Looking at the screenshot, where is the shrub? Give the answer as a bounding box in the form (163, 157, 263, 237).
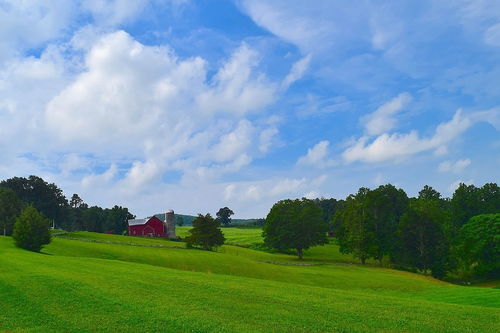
(185, 214, 225, 250)
(12, 205, 51, 252)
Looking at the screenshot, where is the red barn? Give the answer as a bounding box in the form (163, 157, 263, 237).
(128, 216, 166, 237)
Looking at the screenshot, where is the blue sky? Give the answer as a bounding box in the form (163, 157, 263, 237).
(0, 0, 499, 218)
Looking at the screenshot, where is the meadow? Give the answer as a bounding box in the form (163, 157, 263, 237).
(0, 228, 499, 332)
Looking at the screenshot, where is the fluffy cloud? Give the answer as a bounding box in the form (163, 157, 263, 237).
(0, 1, 75, 63)
(362, 93, 412, 135)
(82, 0, 149, 26)
(438, 159, 471, 174)
(342, 109, 497, 163)
(281, 54, 311, 89)
(297, 141, 336, 168)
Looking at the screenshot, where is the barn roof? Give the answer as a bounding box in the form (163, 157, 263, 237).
(128, 218, 147, 226)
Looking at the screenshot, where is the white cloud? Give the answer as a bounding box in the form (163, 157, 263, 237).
(196, 43, 277, 116)
(82, 164, 118, 188)
(484, 23, 500, 46)
(258, 127, 278, 153)
(362, 93, 412, 135)
(82, 0, 149, 26)
(0, 1, 75, 64)
(281, 54, 311, 89)
(270, 178, 306, 196)
(297, 140, 336, 168)
(342, 109, 497, 163)
(438, 159, 471, 174)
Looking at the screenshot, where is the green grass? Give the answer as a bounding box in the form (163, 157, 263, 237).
(1, 233, 499, 332)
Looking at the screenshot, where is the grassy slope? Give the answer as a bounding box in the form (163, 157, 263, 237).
(1, 232, 499, 332)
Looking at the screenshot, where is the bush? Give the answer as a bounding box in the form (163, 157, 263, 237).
(455, 213, 499, 278)
(185, 214, 225, 250)
(12, 205, 51, 252)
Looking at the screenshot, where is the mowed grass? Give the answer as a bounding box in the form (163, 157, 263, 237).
(1, 233, 499, 332)
(177, 226, 263, 247)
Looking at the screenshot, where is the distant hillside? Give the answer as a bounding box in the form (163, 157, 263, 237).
(154, 213, 263, 227)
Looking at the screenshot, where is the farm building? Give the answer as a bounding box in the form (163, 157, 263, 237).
(128, 210, 176, 239)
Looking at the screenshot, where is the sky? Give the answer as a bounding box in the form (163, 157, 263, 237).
(0, 0, 499, 218)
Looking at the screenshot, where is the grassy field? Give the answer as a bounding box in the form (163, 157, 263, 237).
(1, 230, 499, 332)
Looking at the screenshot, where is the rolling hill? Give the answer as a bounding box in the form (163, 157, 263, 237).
(0, 230, 498, 332)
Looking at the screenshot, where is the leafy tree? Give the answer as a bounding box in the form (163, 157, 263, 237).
(12, 205, 51, 252)
(366, 184, 408, 263)
(185, 214, 225, 250)
(82, 206, 106, 232)
(103, 205, 135, 234)
(314, 197, 344, 236)
(176, 216, 184, 226)
(395, 198, 450, 278)
(455, 213, 499, 278)
(68, 193, 88, 231)
(418, 185, 441, 200)
(478, 183, 500, 214)
(0, 187, 24, 235)
(0, 176, 69, 228)
(263, 198, 328, 259)
(334, 188, 376, 264)
(216, 207, 234, 226)
(451, 183, 480, 232)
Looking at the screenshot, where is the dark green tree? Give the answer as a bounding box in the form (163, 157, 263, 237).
(263, 198, 328, 259)
(185, 214, 225, 250)
(455, 213, 499, 278)
(314, 197, 344, 236)
(216, 207, 234, 226)
(0, 187, 24, 236)
(103, 205, 135, 234)
(82, 206, 106, 232)
(0, 176, 69, 228)
(68, 193, 88, 231)
(365, 184, 408, 263)
(12, 205, 51, 252)
(176, 216, 184, 226)
(395, 198, 450, 278)
(334, 188, 376, 264)
(418, 185, 441, 200)
(451, 183, 480, 232)
(478, 183, 500, 214)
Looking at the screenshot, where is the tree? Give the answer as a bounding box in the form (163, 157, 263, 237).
(451, 183, 480, 232)
(12, 205, 51, 252)
(103, 205, 135, 234)
(185, 214, 225, 250)
(478, 183, 500, 214)
(394, 198, 450, 278)
(263, 198, 328, 259)
(334, 188, 376, 264)
(82, 206, 106, 232)
(176, 216, 184, 226)
(365, 184, 408, 263)
(68, 193, 88, 231)
(314, 197, 344, 236)
(1, 176, 69, 228)
(216, 207, 234, 226)
(418, 185, 441, 200)
(455, 213, 499, 278)
(0, 187, 24, 235)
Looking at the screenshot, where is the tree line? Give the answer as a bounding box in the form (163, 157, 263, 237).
(0, 175, 134, 236)
(263, 183, 498, 280)
(311, 183, 498, 279)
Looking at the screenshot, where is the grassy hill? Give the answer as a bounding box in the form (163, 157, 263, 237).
(154, 213, 262, 226)
(1, 230, 499, 332)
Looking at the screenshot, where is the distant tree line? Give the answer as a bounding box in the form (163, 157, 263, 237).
(0, 175, 135, 236)
(309, 183, 499, 279)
